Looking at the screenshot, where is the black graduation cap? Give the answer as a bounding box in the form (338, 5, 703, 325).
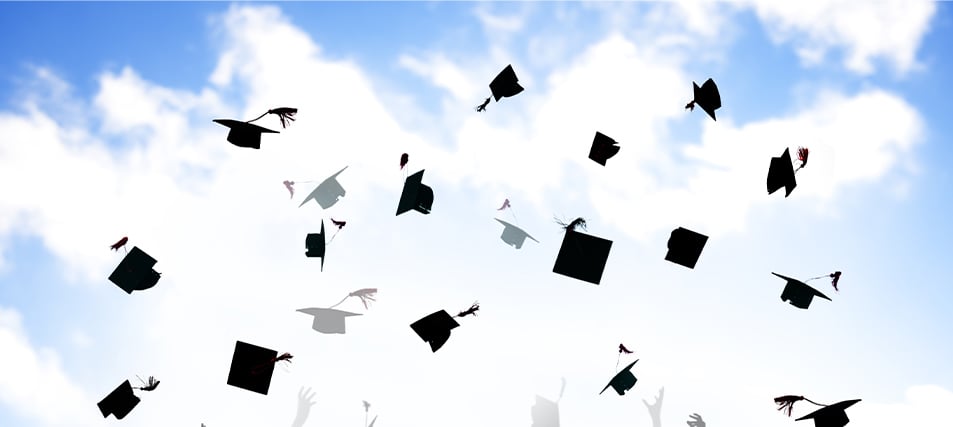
(685, 78, 721, 121)
(767, 147, 797, 197)
(664, 227, 709, 269)
(212, 119, 279, 149)
(299, 166, 348, 209)
(795, 400, 862, 427)
(490, 64, 524, 101)
(600, 360, 639, 396)
(589, 132, 620, 166)
(773, 272, 832, 309)
(396, 169, 434, 216)
(495, 218, 539, 249)
(108, 246, 161, 294)
(410, 310, 460, 352)
(296, 308, 362, 334)
(226, 341, 280, 395)
(553, 227, 613, 285)
(305, 220, 326, 271)
(98, 380, 141, 420)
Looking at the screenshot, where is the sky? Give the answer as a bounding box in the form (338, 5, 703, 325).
(0, 1, 952, 427)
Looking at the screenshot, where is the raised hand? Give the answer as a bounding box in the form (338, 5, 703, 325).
(686, 413, 705, 427)
(642, 387, 664, 427)
(291, 386, 317, 427)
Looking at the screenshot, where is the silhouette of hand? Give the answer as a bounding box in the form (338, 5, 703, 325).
(642, 387, 664, 427)
(291, 386, 317, 427)
(686, 413, 705, 427)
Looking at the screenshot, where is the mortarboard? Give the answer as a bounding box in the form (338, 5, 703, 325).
(600, 360, 639, 396)
(490, 64, 524, 101)
(665, 227, 709, 269)
(305, 221, 326, 271)
(108, 246, 161, 294)
(685, 78, 721, 121)
(396, 169, 434, 216)
(410, 310, 460, 352)
(495, 218, 539, 249)
(795, 399, 861, 427)
(553, 227, 613, 285)
(98, 380, 141, 420)
(299, 166, 348, 209)
(296, 308, 362, 334)
(589, 132, 620, 166)
(773, 272, 832, 309)
(213, 119, 279, 149)
(226, 341, 282, 395)
(767, 148, 797, 197)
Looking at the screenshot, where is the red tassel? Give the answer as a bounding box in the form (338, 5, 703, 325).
(456, 302, 480, 318)
(619, 343, 634, 354)
(110, 236, 128, 251)
(400, 153, 409, 170)
(331, 218, 347, 230)
(268, 107, 298, 128)
(774, 395, 804, 417)
(796, 147, 809, 172)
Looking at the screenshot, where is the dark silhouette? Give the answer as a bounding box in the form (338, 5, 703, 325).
(290, 387, 316, 427)
(110, 236, 128, 253)
(396, 169, 434, 216)
(475, 96, 491, 112)
(665, 227, 709, 269)
(775, 395, 861, 427)
(767, 148, 797, 197)
(807, 271, 842, 292)
(135, 375, 160, 392)
(588, 132, 620, 166)
(299, 166, 348, 210)
(685, 78, 721, 121)
(619, 343, 634, 354)
(686, 413, 706, 427)
(552, 218, 612, 285)
(796, 147, 810, 173)
(643, 387, 664, 427)
(495, 218, 539, 249)
(97, 380, 142, 420)
(305, 220, 326, 272)
(108, 246, 161, 294)
(475, 64, 524, 112)
(773, 272, 832, 309)
(410, 303, 480, 352)
(226, 341, 291, 395)
(213, 107, 295, 149)
(600, 360, 639, 396)
(400, 153, 409, 170)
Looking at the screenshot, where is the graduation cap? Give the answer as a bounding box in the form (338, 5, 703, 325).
(410, 303, 479, 352)
(795, 400, 862, 427)
(299, 166, 348, 209)
(495, 218, 539, 249)
(213, 107, 296, 149)
(98, 380, 141, 419)
(475, 64, 524, 111)
(767, 148, 797, 197)
(552, 219, 613, 285)
(396, 169, 434, 216)
(664, 227, 709, 269)
(305, 221, 326, 271)
(532, 378, 566, 427)
(773, 272, 832, 309)
(108, 246, 161, 294)
(297, 308, 362, 334)
(589, 132, 620, 166)
(600, 360, 639, 396)
(685, 78, 721, 121)
(226, 341, 291, 395)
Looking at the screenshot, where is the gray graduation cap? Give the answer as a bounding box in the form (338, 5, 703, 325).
(532, 396, 560, 427)
(796, 399, 862, 427)
(495, 218, 539, 249)
(767, 148, 797, 197)
(600, 360, 639, 396)
(305, 221, 326, 272)
(296, 308, 362, 334)
(108, 246, 161, 294)
(773, 272, 832, 309)
(396, 169, 434, 216)
(299, 166, 348, 209)
(213, 119, 279, 150)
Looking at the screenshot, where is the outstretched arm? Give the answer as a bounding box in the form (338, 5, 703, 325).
(291, 387, 317, 427)
(642, 387, 664, 427)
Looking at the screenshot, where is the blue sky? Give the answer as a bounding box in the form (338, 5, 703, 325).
(0, 2, 951, 427)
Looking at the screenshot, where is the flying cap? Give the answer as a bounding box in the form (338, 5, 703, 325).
(553, 228, 613, 285)
(299, 166, 348, 209)
(795, 399, 862, 427)
(767, 148, 797, 197)
(773, 272, 832, 309)
(212, 119, 279, 150)
(226, 341, 280, 395)
(97, 380, 141, 420)
(396, 169, 434, 216)
(685, 78, 721, 121)
(589, 132, 620, 166)
(664, 227, 709, 269)
(108, 246, 161, 294)
(495, 218, 539, 249)
(600, 360, 639, 396)
(410, 310, 460, 352)
(305, 221, 326, 272)
(297, 308, 362, 334)
(490, 64, 524, 101)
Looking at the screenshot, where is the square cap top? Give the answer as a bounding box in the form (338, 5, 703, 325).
(692, 78, 721, 121)
(774, 272, 832, 309)
(768, 148, 797, 197)
(600, 360, 639, 395)
(98, 380, 141, 420)
(796, 400, 861, 427)
(226, 341, 279, 395)
(532, 396, 560, 427)
(665, 227, 709, 269)
(299, 166, 348, 209)
(305, 221, 326, 271)
(489, 64, 524, 101)
(589, 132, 620, 166)
(553, 230, 613, 285)
(108, 246, 160, 294)
(213, 119, 279, 149)
(297, 307, 362, 334)
(410, 310, 460, 352)
(396, 169, 434, 216)
(496, 218, 539, 249)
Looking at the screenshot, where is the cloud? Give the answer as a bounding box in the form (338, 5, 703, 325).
(854, 385, 953, 426)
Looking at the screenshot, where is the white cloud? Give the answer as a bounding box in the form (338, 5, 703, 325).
(853, 385, 953, 426)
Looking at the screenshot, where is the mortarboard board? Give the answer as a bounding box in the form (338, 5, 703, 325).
(299, 166, 348, 209)
(665, 227, 709, 269)
(490, 64, 524, 101)
(589, 132, 621, 166)
(296, 308, 362, 334)
(108, 246, 161, 294)
(226, 341, 280, 395)
(553, 229, 613, 285)
(495, 218, 539, 249)
(795, 399, 861, 427)
(410, 310, 460, 352)
(686, 78, 721, 121)
(305, 221, 326, 271)
(773, 272, 832, 309)
(767, 148, 797, 197)
(396, 169, 434, 216)
(600, 360, 639, 396)
(98, 380, 141, 420)
(212, 119, 279, 150)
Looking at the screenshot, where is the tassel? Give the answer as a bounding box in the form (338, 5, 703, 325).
(685, 100, 696, 111)
(349, 288, 377, 309)
(774, 395, 804, 417)
(830, 271, 842, 291)
(331, 218, 347, 230)
(251, 353, 293, 375)
(455, 302, 480, 318)
(796, 147, 809, 172)
(475, 96, 491, 112)
(110, 236, 129, 252)
(619, 343, 634, 354)
(268, 107, 298, 128)
(497, 199, 511, 211)
(283, 180, 295, 199)
(555, 217, 587, 232)
(400, 153, 409, 170)
(136, 375, 160, 392)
